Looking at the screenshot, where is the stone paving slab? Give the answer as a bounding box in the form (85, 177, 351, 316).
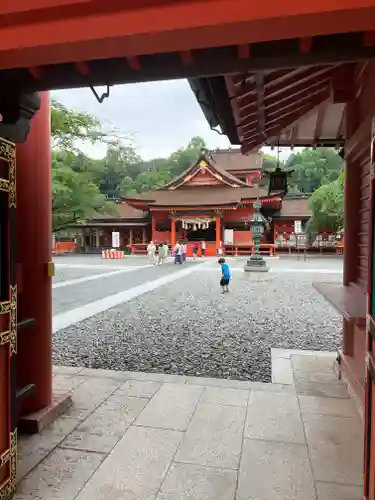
(14, 359, 363, 500)
(237, 439, 316, 500)
(156, 462, 237, 500)
(175, 402, 246, 469)
(245, 392, 306, 444)
(53, 261, 199, 315)
(75, 426, 183, 500)
(135, 383, 203, 431)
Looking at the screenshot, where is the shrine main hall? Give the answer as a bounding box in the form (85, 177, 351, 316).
(80, 149, 312, 256)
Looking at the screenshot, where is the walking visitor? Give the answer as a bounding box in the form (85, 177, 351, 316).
(201, 239, 206, 257)
(158, 242, 166, 265)
(218, 257, 231, 293)
(182, 241, 187, 262)
(192, 242, 199, 260)
(163, 241, 169, 262)
(147, 240, 156, 264)
(174, 241, 182, 264)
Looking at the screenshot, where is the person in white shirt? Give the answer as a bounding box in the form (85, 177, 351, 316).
(182, 241, 188, 262)
(147, 241, 156, 264)
(174, 242, 181, 264)
(201, 240, 206, 257)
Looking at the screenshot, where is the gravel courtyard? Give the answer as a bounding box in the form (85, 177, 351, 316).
(52, 256, 343, 382)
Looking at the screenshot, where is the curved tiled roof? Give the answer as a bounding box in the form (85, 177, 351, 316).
(210, 150, 263, 172)
(163, 152, 248, 189)
(279, 198, 311, 218)
(125, 185, 271, 207)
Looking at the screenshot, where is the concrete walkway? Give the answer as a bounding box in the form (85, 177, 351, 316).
(15, 351, 363, 500)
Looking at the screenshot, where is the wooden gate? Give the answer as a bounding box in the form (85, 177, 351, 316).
(0, 138, 17, 500)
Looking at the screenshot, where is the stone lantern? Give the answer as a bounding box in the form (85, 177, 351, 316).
(244, 199, 269, 272)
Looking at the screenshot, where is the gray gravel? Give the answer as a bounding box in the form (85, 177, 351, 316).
(53, 264, 342, 382)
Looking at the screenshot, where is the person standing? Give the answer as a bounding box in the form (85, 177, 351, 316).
(163, 241, 169, 262)
(174, 241, 181, 264)
(201, 239, 206, 257)
(147, 240, 156, 264)
(192, 242, 199, 260)
(158, 242, 166, 265)
(182, 241, 188, 262)
(218, 257, 231, 293)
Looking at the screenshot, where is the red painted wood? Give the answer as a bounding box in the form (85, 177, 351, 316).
(216, 218, 221, 249)
(170, 218, 176, 248)
(16, 92, 52, 414)
(0, 1, 375, 70)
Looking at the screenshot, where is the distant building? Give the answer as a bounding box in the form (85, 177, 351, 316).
(73, 149, 325, 254)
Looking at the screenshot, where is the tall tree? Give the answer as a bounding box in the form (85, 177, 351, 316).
(285, 148, 343, 193)
(91, 145, 143, 199)
(307, 172, 344, 233)
(51, 99, 131, 151)
(52, 152, 109, 231)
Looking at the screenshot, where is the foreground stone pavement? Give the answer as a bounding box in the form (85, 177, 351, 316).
(14, 350, 363, 500)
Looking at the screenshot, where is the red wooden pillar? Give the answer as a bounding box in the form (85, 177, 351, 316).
(16, 92, 53, 414)
(151, 214, 156, 242)
(343, 100, 360, 286)
(216, 218, 221, 250)
(171, 218, 176, 248)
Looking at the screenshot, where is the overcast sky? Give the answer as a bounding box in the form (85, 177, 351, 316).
(53, 79, 233, 160)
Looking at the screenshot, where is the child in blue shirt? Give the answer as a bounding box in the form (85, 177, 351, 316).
(218, 257, 231, 293)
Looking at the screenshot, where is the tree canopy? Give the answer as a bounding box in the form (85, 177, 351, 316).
(51, 101, 207, 230)
(307, 172, 344, 233)
(51, 100, 345, 233)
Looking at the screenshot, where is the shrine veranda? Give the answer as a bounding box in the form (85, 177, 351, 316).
(52, 254, 342, 382)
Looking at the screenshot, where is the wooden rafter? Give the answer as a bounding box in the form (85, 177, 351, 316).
(239, 86, 330, 137)
(255, 73, 265, 140)
(314, 102, 327, 143)
(241, 95, 330, 152)
(239, 74, 331, 117)
(238, 77, 331, 122)
(236, 66, 335, 111)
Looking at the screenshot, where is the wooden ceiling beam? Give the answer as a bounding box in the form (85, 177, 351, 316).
(313, 102, 327, 142)
(239, 87, 329, 134)
(126, 56, 140, 70)
(331, 65, 355, 103)
(2, 33, 368, 93)
(241, 95, 328, 151)
(238, 77, 331, 121)
(236, 68, 306, 100)
(255, 73, 265, 140)
(266, 88, 330, 122)
(232, 69, 289, 87)
(236, 66, 335, 110)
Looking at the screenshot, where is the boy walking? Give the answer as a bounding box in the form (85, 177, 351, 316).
(218, 257, 231, 293)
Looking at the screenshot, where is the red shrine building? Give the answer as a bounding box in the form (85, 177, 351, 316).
(79, 150, 313, 256)
(2, 1, 375, 499)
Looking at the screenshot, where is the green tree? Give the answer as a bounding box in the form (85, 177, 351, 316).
(52, 158, 108, 231)
(91, 144, 143, 198)
(51, 99, 132, 152)
(51, 100, 103, 151)
(168, 136, 207, 177)
(307, 172, 344, 233)
(285, 148, 343, 193)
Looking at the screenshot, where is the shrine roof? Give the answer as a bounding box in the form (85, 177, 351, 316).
(210, 149, 263, 172)
(191, 64, 351, 152)
(163, 151, 249, 189)
(279, 197, 311, 219)
(91, 203, 147, 220)
(125, 185, 271, 208)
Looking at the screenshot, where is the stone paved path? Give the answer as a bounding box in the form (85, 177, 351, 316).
(15, 351, 362, 500)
